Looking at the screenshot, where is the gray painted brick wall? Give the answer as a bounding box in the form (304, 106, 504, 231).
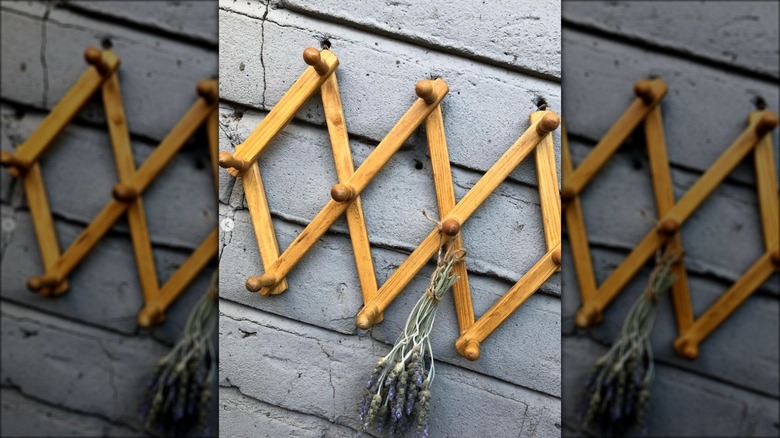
(1, 1, 218, 435)
(218, 0, 562, 436)
(561, 1, 779, 436)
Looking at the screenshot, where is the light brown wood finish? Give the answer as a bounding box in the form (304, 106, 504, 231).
(320, 73, 381, 319)
(243, 162, 288, 295)
(455, 244, 560, 358)
(222, 49, 339, 176)
(356, 111, 560, 330)
(561, 79, 666, 200)
(673, 248, 778, 359)
(9, 49, 119, 169)
(561, 123, 597, 305)
(750, 111, 780, 250)
(644, 106, 693, 333)
(22, 164, 69, 296)
(426, 104, 474, 334)
(102, 73, 160, 303)
(247, 78, 450, 295)
(530, 111, 561, 257)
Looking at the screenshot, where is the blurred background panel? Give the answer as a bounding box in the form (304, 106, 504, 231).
(561, 1, 779, 437)
(1, 1, 217, 436)
(217, 0, 561, 436)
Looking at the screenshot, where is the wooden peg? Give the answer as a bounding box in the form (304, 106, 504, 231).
(755, 111, 778, 136)
(415, 80, 437, 104)
(535, 111, 560, 135)
(575, 302, 602, 328)
(303, 47, 329, 75)
(26, 274, 60, 292)
(196, 79, 218, 104)
(658, 218, 680, 235)
(84, 47, 119, 75)
(218, 151, 250, 173)
(112, 183, 139, 202)
(551, 248, 562, 265)
(330, 183, 356, 202)
(441, 217, 461, 236)
(356, 303, 381, 330)
(137, 304, 164, 328)
(633, 78, 667, 104)
(0, 151, 31, 173)
(246, 273, 277, 293)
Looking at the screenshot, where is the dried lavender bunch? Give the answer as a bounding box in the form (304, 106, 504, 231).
(578, 248, 680, 437)
(360, 237, 464, 438)
(142, 274, 217, 436)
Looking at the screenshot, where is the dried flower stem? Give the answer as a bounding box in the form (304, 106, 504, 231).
(579, 246, 681, 437)
(361, 231, 465, 437)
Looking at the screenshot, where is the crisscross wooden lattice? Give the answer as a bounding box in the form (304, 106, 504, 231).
(562, 77, 779, 359)
(220, 47, 562, 361)
(0, 47, 219, 328)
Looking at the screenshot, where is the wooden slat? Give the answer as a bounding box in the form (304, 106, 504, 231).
(644, 106, 693, 333)
(356, 112, 557, 328)
(243, 162, 288, 294)
(22, 164, 68, 295)
(225, 50, 339, 176)
(530, 111, 561, 255)
(750, 111, 780, 251)
(102, 73, 159, 303)
(426, 104, 474, 334)
(320, 73, 380, 319)
(562, 122, 597, 307)
(674, 248, 777, 359)
(455, 244, 560, 358)
(14, 50, 119, 166)
(156, 229, 219, 310)
(250, 79, 450, 295)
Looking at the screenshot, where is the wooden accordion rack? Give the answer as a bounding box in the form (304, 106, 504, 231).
(219, 47, 562, 361)
(562, 77, 779, 359)
(0, 47, 219, 328)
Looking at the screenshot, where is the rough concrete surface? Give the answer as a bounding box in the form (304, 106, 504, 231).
(561, 2, 779, 437)
(1, 1, 218, 436)
(218, 0, 562, 436)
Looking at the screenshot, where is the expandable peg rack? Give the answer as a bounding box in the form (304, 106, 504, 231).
(220, 46, 563, 361)
(562, 77, 779, 359)
(1, 47, 220, 328)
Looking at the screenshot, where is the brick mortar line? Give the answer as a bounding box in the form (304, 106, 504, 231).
(219, 297, 563, 401)
(271, 1, 562, 84)
(562, 333, 780, 400)
(0, 384, 143, 434)
(0, 297, 176, 347)
(561, 18, 779, 84)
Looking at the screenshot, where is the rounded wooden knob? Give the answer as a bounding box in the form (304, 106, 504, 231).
(137, 306, 163, 328)
(551, 249, 562, 266)
(27, 275, 58, 292)
(331, 183, 355, 203)
(0, 151, 29, 172)
(658, 218, 679, 235)
(218, 151, 248, 172)
(535, 112, 560, 135)
(415, 80, 436, 104)
(755, 111, 778, 136)
(196, 80, 218, 104)
(441, 218, 461, 236)
(356, 305, 379, 330)
(575, 303, 600, 328)
(112, 183, 139, 202)
(246, 274, 276, 292)
(463, 340, 480, 361)
(674, 337, 699, 360)
(84, 47, 102, 65)
(303, 47, 328, 75)
(633, 79, 666, 104)
(771, 249, 780, 267)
